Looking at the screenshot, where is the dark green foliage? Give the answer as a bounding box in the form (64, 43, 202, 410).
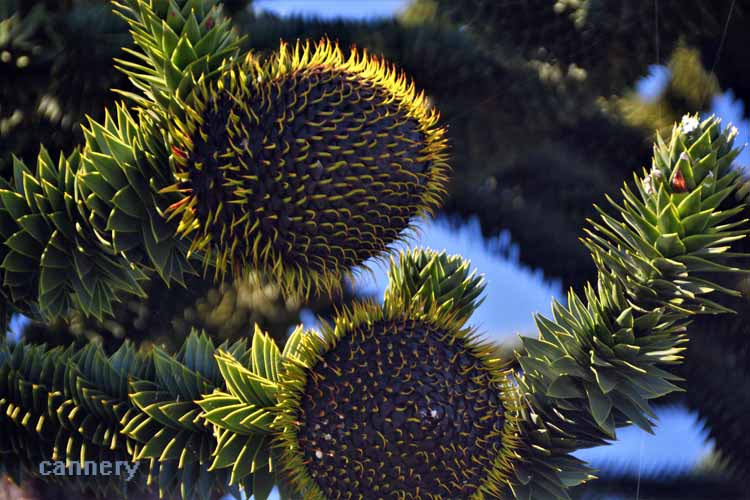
(112, 0, 244, 122)
(571, 470, 748, 499)
(683, 312, 750, 480)
(499, 117, 746, 498)
(431, 0, 746, 99)
(16, 269, 364, 371)
(0, 341, 147, 497)
(1, 115, 748, 497)
(616, 45, 721, 135)
(124, 332, 249, 499)
(0, 147, 152, 321)
(0, 330, 274, 500)
(676, 225, 750, 481)
(0, 0, 133, 174)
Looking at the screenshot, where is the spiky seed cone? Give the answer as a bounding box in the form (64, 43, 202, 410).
(166, 39, 450, 295)
(275, 302, 521, 499)
(384, 247, 486, 326)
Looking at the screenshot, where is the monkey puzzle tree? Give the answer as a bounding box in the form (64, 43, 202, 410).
(2, 1, 750, 499)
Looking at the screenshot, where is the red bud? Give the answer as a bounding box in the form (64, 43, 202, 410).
(672, 166, 687, 193)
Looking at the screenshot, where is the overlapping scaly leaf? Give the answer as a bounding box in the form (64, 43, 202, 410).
(0, 327, 282, 499)
(1, 1, 247, 323)
(54, 343, 144, 466)
(112, 0, 243, 117)
(123, 330, 251, 500)
(195, 325, 293, 497)
(0, 148, 150, 320)
(499, 116, 748, 499)
(0, 340, 143, 497)
(384, 247, 486, 325)
(77, 103, 196, 286)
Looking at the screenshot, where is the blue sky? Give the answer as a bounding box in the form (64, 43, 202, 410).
(254, 0, 410, 19)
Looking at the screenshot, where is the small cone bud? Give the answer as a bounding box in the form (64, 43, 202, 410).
(672, 165, 688, 192)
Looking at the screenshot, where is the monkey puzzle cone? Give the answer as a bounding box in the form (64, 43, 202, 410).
(165, 39, 450, 296)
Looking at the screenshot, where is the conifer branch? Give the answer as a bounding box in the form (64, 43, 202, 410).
(0, 1, 448, 322)
(501, 115, 747, 499)
(1, 1, 749, 499)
